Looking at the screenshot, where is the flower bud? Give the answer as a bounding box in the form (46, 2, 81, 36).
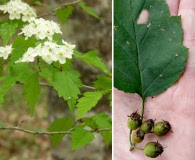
(144, 141, 164, 158)
(154, 120, 171, 136)
(127, 111, 141, 130)
(140, 119, 154, 133)
(132, 129, 145, 143)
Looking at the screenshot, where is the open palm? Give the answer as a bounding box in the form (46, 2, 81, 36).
(114, 0, 195, 160)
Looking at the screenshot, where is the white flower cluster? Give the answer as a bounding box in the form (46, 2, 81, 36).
(0, 45, 13, 60)
(0, 0, 36, 22)
(16, 40, 76, 64)
(19, 18, 62, 41)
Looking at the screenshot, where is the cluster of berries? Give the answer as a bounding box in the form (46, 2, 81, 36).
(128, 111, 171, 158)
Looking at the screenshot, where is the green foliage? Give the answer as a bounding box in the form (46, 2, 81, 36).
(114, 0, 188, 100)
(48, 117, 74, 147)
(10, 36, 36, 66)
(0, 20, 18, 45)
(53, 70, 82, 112)
(74, 50, 111, 75)
(70, 126, 95, 150)
(76, 91, 103, 119)
(10, 63, 34, 82)
(22, 72, 40, 115)
(56, 5, 73, 24)
(0, 76, 16, 106)
(93, 75, 112, 89)
(0, 0, 7, 4)
(33, 0, 51, 9)
(83, 113, 112, 146)
(78, 1, 100, 19)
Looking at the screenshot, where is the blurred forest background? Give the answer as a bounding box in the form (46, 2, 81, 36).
(0, 0, 112, 159)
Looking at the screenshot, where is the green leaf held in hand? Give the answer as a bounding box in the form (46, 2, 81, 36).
(114, 0, 188, 100)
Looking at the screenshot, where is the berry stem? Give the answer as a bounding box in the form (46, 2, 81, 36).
(134, 146, 144, 150)
(141, 98, 145, 122)
(129, 130, 135, 151)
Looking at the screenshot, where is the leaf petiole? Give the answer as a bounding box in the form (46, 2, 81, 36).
(129, 130, 135, 151)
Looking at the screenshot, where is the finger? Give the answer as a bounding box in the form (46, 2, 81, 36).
(178, 0, 195, 72)
(166, 0, 180, 15)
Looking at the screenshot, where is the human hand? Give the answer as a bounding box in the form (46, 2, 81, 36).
(114, 0, 195, 159)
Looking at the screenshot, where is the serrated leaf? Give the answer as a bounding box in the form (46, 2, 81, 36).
(114, 0, 188, 100)
(67, 98, 76, 113)
(0, 76, 16, 106)
(82, 113, 112, 146)
(33, 1, 50, 9)
(53, 70, 81, 101)
(22, 72, 40, 115)
(70, 126, 95, 150)
(48, 116, 74, 147)
(56, 5, 73, 24)
(9, 36, 36, 66)
(76, 92, 103, 119)
(76, 92, 102, 119)
(0, 20, 18, 45)
(78, 1, 100, 19)
(74, 50, 111, 75)
(93, 75, 112, 89)
(10, 63, 33, 82)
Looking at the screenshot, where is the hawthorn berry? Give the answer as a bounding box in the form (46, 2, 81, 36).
(140, 119, 154, 133)
(132, 129, 145, 143)
(154, 120, 171, 136)
(144, 141, 164, 158)
(127, 111, 141, 130)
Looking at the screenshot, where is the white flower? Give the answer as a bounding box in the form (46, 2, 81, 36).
(19, 18, 62, 41)
(0, 0, 36, 22)
(0, 45, 13, 60)
(16, 40, 75, 64)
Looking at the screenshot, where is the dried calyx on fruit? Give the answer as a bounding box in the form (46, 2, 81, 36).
(127, 110, 141, 130)
(144, 141, 164, 158)
(154, 120, 171, 136)
(132, 129, 145, 143)
(140, 119, 154, 133)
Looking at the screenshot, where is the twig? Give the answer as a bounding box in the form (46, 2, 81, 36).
(16, 81, 96, 90)
(0, 126, 111, 136)
(38, 0, 81, 18)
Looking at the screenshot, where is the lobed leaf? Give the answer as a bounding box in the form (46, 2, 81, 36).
(56, 6, 73, 24)
(0, 20, 18, 45)
(22, 72, 40, 115)
(70, 126, 95, 150)
(76, 91, 103, 119)
(48, 116, 74, 147)
(74, 50, 111, 75)
(78, 1, 100, 19)
(93, 75, 112, 90)
(114, 0, 188, 100)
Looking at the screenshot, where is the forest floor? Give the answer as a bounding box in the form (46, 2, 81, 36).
(0, 85, 52, 160)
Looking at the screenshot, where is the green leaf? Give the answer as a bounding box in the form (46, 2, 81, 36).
(74, 50, 111, 75)
(93, 75, 112, 89)
(78, 1, 100, 19)
(0, 0, 7, 4)
(114, 0, 188, 100)
(33, 1, 51, 9)
(0, 76, 16, 106)
(10, 63, 34, 82)
(70, 126, 95, 150)
(67, 98, 76, 113)
(22, 72, 40, 115)
(9, 36, 36, 66)
(53, 70, 81, 100)
(56, 5, 73, 24)
(76, 92, 103, 119)
(0, 20, 18, 45)
(109, 93, 112, 106)
(82, 113, 112, 146)
(48, 117, 74, 147)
